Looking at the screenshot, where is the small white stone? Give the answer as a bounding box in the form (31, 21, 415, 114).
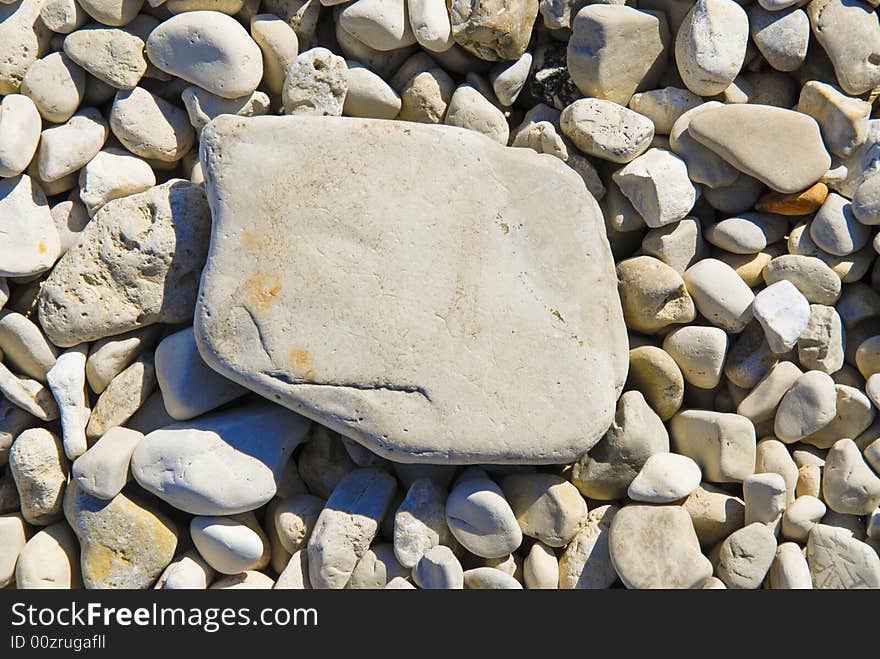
(822, 438, 880, 515)
(744, 472, 787, 534)
(524, 541, 558, 589)
(463, 567, 523, 589)
(629, 86, 702, 135)
(72, 427, 143, 500)
(155, 549, 214, 589)
(154, 326, 248, 421)
(348, 543, 409, 589)
(393, 478, 452, 568)
(250, 14, 298, 96)
(781, 495, 826, 542)
(191, 514, 269, 575)
(737, 361, 802, 425)
(109, 87, 195, 162)
(752, 280, 811, 354)
(40, 0, 88, 34)
(20, 52, 85, 124)
(444, 83, 509, 145)
(15, 521, 80, 589)
(412, 545, 463, 589)
(275, 550, 311, 590)
(9, 428, 68, 525)
(0, 95, 41, 178)
(560, 98, 654, 164)
(46, 345, 90, 460)
(446, 473, 522, 558)
(209, 570, 275, 589)
(50, 198, 90, 256)
(807, 523, 880, 588)
(181, 86, 271, 132)
(37, 108, 108, 183)
(78, 148, 156, 217)
(489, 51, 531, 106)
(612, 148, 697, 227)
(283, 47, 348, 116)
(0, 362, 59, 422)
(339, 0, 416, 51)
(0, 310, 58, 382)
(810, 192, 871, 257)
(343, 61, 401, 119)
(146, 11, 263, 99)
(85, 326, 160, 395)
(408, 0, 453, 52)
(683, 258, 755, 333)
(769, 542, 812, 589)
(662, 325, 727, 389)
(0, 513, 28, 588)
(627, 452, 702, 503)
(716, 522, 777, 589)
(670, 409, 756, 483)
(774, 370, 837, 443)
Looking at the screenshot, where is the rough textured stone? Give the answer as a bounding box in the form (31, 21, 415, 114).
(675, 0, 748, 97)
(716, 522, 777, 589)
(501, 473, 587, 547)
(560, 98, 654, 164)
(38, 181, 211, 348)
(807, 0, 880, 96)
(9, 428, 68, 526)
(807, 523, 880, 588)
(64, 481, 177, 589)
(558, 504, 618, 589)
(195, 115, 627, 465)
(447, 0, 538, 62)
(393, 478, 452, 567)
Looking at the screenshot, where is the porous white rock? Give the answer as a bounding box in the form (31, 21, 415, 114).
(40, 0, 88, 34)
(9, 428, 68, 526)
(62, 22, 148, 91)
(273, 494, 324, 554)
(146, 11, 263, 99)
(627, 453, 701, 503)
(46, 345, 89, 460)
(195, 115, 627, 465)
(807, 0, 880, 96)
(558, 505, 617, 589)
(0, 0, 52, 96)
(393, 478, 452, 568)
(285, 46, 351, 118)
(131, 402, 311, 515)
(307, 468, 397, 589)
(72, 427, 142, 500)
(560, 98, 654, 164)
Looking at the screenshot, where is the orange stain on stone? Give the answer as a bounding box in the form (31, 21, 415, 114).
(288, 348, 315, 379)
(243, 274, 282, 311)
(37, 241, 47, 254)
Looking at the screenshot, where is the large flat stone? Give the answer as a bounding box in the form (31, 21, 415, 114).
(196, 115, 627, 464)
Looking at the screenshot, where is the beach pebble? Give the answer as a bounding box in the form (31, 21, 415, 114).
(627, 453, 701, 503)
(557, 505, 617, 589)
(78, 148, 156, 216)
(72, 427, 142, 500)
(609, 504, 712, 589)
(46, 345, 89, 460)
(749, 5, 809, 73)
(274, 550, 310, 590)
(802, 384, 874, 448)
(155, 550, 214, 590)
(616, 256, 695, 334)
(612, 149, 696, 227)
(343, 61, 401, 119)
(447, 0, 537, 61)
(462, 567, 522, 589)
(669, 102, 740, 189)
(40, 0, 88, 34)
(38, 180, 210, 347)
(807, 0, 880, 95)
(273, 494, 324, 555)
(501, 473, 586, 547)
(190, 514, 269, 575)
(339, 0, 415, 52)
(626, 346, 685, 420)
(146, 11, 263, 99)
(489, 51, 531, 106)
(37, 108, 108, 184)
(14, 521, 80, 589)
(210, 571, 274, 589)
(109, 87, 194, 162)
(756, 182, 829, 216)
(398, 67, 454, 123)
(705, 213, 787, 255)
(683, 484, 745, 547)
(63, 23, 147, 91)
(744, 472, 787, 533)
(446, 473, 521, 558)
(716, 522, 777, 589)
(571, 391, 668, 500)
(662, 326, 727, 389)
(687, 103, 831, 194)
(798, 80, 871, 158)
(393, 478, 452, 568)
(348, 543, 409, 589)
(807, 523, 880, 588)
(0, 513, 28, 588)
(763, 255, 841, 306)
(810, 193, 871, 257)
(752, 280, 811, 354)
(0, 363, 59, 422)
(64, 481, 176, 589)
(524, 542, 558, 589)
(308, 468, 397, 589)
(283, 47, 348, 116)
(560, 98, 654, 164)
(0, 0, 51, 96)
(444, 84, 509, 144)
(408, 0, 453, 52)
(250, 14, 298, 96)
(769, 542, 813, 589)
(671, 410, 756, 483)
(20, 52, 85, 125)
(154, 326, 247, 421)
(132, 402, 310, 515)
(782, 495, 826, 542)
(567, 5, 669, 107)
(9, 428, 68, 526)
(755, 439, 799, 503)
(683, 258, 755, 333)
(412, 545, 463, 589)
(0, 311, 58, 383)
(641, 217, 707, 274)
(0, 95, 41, 178)
(84, 352, 156, 440)
(181, 87, 271, 133)
(822, 438, 880, 515)
(77, 0, 143, 26)
(774, 370, 838, 443)
(675, 0, 748, 97)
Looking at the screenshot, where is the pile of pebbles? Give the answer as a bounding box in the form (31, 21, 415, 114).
(1, 0, 880, 590)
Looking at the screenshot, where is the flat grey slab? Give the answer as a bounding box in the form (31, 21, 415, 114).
(195, 115, 627, 464)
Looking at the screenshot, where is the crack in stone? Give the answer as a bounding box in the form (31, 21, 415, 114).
(259, 368, 432, 403)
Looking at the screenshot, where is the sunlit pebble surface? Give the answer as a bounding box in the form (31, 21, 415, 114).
(1, 0, 880, 591)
